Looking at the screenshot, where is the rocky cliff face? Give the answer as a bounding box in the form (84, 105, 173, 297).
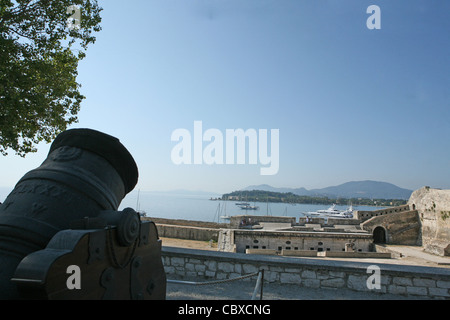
(408, 187, 450, 256)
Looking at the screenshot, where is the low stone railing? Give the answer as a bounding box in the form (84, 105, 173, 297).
(161, 246, 450, 299)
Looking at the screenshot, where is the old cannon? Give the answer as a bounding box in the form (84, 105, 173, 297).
(0, 129, 166, 299)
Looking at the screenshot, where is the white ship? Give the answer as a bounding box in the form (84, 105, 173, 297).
(239, 204, 259, 210)
(305, 204, 353, 218)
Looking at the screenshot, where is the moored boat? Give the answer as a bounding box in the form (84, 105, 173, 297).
(239, 204, 259, 210)
(304, 204, 353, 218)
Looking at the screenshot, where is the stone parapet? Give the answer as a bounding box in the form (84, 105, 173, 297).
(162, 246, 450, 299)
(156, 224, 220, 241)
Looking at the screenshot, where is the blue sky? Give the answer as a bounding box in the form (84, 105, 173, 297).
(1, 0, 449, 196)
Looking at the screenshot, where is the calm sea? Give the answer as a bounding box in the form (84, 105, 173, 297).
(118, 190, 384, 223)
(0, 187, 383, 222)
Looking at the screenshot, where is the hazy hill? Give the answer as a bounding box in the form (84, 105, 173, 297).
(242, 180, 413, 200)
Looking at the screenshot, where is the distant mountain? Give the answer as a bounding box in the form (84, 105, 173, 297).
(242, 180, 413, 200)
(242, 184, 311, 195)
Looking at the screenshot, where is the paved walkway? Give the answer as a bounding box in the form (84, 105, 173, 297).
(379, 245, 450, 268)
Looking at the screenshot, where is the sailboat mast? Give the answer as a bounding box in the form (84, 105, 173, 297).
(136, 189, 141, 211)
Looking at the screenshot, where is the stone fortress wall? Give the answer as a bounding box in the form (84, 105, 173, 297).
(153, 186, 450, 299)
(162, 246, 450, 299)
(408, 187, 450, 256)
(357, 187, 450, 256)
(149, 186, 450, 257)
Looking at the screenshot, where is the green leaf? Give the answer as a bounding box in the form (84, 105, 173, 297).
(0, 0, 102, 156)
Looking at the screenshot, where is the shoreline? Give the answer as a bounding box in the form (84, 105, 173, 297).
(210, 198, 400, 207)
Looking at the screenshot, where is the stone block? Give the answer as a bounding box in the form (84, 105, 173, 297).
(205, 260, 217, 271)
(269, 266, 283, 272)
(171, 257, 185, 267)
(195, 264, 206, 272)
(186, 271, 197, 278)
(175, 269, 185, 277)
(407, 286, 428, 296)
(229, 272, 241, 279)
(388, 285, 406, 295)
(393, 277, 413, 286)
(185, 263, 195, 271)
(284, 267, 300, 273)
(429, 287, 450, 298)
(316, 271, 331, 280)
(329, 271, 345, 278)
(322, 277, 346, 289)
(380, 275, 391, 286)
(265, 271, 279, 282)
(162, 256, 171, 266)
(243, 264, 258, 274)
(303, 278, 320, 288)
(437, 280, 450, 289)
(218, 262, 234, 273)
(280, 272, 301, 284)
(188, 258, 202, 264)
(205, 270, 216, 278)
(413, 278, 436, 288)
(347, 275, 369, 291)
(216, 272, 228, 280)
(301, 270, 317, 279)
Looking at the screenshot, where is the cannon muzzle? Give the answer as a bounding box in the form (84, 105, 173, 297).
(0, 129, 166, 299)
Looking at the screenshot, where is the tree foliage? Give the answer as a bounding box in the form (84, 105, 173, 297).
(0, 0, 102, 156)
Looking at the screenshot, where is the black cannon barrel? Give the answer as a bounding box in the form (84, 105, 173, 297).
(0, 129, 138, 299)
